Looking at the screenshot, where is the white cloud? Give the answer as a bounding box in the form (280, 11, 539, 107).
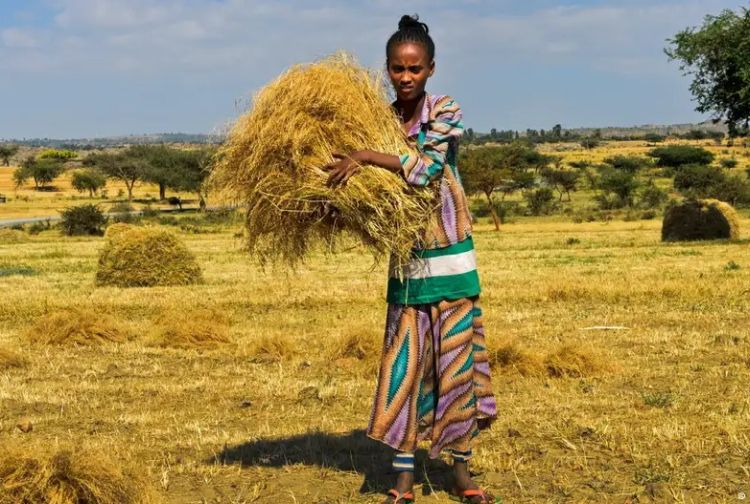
(1, 28, 41, 48)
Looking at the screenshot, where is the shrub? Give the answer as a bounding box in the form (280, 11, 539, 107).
(27, 219, 51, 235)
(596, 167, 640, 208)
(649, 145, 714, 167)
(140, 204, 160, 218)
(673, 164, 727, 194)
(709, 175, 750, 206)
(638, 182, 668, 209)
(603, 155, 650, 173)
(524, 187, 556, 215)
(59, 204, 107, 236)
(644, 133, 666, 143)
(580, 138, 600, 149)
(661, 198, 740, 241)
(720, 158, 739, 168)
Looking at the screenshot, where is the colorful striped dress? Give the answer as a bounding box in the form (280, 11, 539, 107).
(367, 94, 498, 459)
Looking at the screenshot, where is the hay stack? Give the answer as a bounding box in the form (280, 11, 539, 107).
(148, 309, 231, 349)
(0, 444, 160, 504)
(209, 53, 435, 267)
(662, 198, 740, 242)
(96, 224, 202, 287)
(25, 308, 132, 346)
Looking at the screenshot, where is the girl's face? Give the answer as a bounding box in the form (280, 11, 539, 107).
(387, 42, 434, 102)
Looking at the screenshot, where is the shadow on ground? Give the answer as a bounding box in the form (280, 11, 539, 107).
(212, 429, 454, 496)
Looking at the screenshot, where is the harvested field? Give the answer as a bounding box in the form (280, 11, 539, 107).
(1, 216, 749, 503)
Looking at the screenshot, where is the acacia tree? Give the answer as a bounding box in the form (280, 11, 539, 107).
(459, 143, 538, 230)
(666, 7, 750, 137)
(71, 168, 107, 197)
(85, 150, 146, 201)
(129, 145, 183, 200)
(14, 156, 65, 190)
(0, 144, 19, 166)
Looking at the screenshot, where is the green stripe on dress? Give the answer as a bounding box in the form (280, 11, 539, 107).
(387, 270, 481, 305)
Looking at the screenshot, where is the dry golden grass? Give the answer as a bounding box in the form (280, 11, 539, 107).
(24, 308, 132, 346)
(210, 53, 435, 268)
(148, 309, 232, 350)
(1, 211, 750, 502)
(0, 346, 26, 369)
(95, 225, 203, 287)
(0, 443, 160, 504)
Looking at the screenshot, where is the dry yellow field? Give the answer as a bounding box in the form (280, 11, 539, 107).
(1, 211, 749, 503)
(0, 166, 192, 220)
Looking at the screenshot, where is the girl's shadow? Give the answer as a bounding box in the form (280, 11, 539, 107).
(212, 429, 452, 496)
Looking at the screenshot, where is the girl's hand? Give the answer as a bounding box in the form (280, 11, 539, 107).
(325, 151, 367, 187)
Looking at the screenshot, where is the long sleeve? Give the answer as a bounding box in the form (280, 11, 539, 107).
(399, 97, 464, 187)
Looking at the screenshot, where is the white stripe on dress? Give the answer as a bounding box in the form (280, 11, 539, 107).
(390, 249, 477, 280)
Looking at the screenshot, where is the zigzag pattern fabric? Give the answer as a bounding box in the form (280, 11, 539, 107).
(367, 296, 497, 458)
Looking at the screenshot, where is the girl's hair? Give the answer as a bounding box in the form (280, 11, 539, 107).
(386, 14, 435, 62)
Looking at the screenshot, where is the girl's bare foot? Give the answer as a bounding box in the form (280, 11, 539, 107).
(453, 461, 497, 503)
(381, 471, 415, 503)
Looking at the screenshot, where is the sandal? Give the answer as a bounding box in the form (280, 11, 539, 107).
(382, 488, 415, 503)
(450, 487, 502, 504)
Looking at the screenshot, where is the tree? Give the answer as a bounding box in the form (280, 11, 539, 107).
(541, 167, 579, 201)
(666, 8, 750, 137)
(38, 149, 77, 161)
(71, 168, 107, 197)
(0, 144, 19, 166)
(551, 124, 562, 139)
(85, 150, 146, 201)
(128, 145, 182, 200)
(170, 147, 216, 209)
(459, 143, 539, 230)
(15, 156, 65, 190)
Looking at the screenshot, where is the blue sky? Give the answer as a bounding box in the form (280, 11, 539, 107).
(1, 0, 747, 139)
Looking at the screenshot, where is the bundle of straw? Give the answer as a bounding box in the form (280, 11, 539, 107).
(209, 53, 435, 267)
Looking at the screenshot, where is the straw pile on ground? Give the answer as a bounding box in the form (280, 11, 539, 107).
(0, 444, 160, 504)
(209, 53, 435, 267)
(662, 198, 740, 242)
(96, 224, 202, 287)
(0, 346, 27, 369)
(0, 228, 29, 244)
(148, 309, 232, 349)
(25, 308, 132, 346)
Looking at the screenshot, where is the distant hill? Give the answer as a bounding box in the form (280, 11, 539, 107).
(0, 120, 729, 148)
(0, 133, 223, 149)
(556, 120, 726, 138)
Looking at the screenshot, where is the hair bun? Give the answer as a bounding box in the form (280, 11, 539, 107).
(398, 14, 428, 34)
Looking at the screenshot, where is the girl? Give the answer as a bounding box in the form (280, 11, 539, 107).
(326, 15, 499, 504)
